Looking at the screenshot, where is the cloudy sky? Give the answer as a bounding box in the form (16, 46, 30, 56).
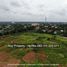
(0, 0, 67, 22)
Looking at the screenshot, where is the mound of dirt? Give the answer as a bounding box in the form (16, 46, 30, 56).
(22, 51, 36, 63)
(22, 51, 47, 63)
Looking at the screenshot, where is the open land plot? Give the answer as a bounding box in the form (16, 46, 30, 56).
(0, 32, 67, 67)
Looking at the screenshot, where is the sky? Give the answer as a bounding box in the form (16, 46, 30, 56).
(0, 0, 67, 22)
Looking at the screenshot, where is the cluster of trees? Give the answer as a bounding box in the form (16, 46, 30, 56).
(0, 23, 67, 37)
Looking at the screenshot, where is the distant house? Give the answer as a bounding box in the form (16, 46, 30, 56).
(42, 30, 46, 32)
(53, 31, 57, 35)
(55, 26, 58, 29)
(44, 26, 48, 28)
(51, 26, 54, 28)
(60, 30, 64, 32)
(24, 26, 27, 28)
(35, 26, 40, 30)
(31, 23, 39, 26)
(31, 23, 40, 31)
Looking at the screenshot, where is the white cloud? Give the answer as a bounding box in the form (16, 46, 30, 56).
(0, 0, 67, 22)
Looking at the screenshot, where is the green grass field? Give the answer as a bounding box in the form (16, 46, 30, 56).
(0, 32, 67, 67)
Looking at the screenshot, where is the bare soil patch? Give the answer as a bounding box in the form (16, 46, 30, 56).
(0, 51, 20, 67)
(0, 52, 10, 62)
(22, 51, 47, 63)
(22, 51, 36, 63)
(7, 59, 20, 67)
